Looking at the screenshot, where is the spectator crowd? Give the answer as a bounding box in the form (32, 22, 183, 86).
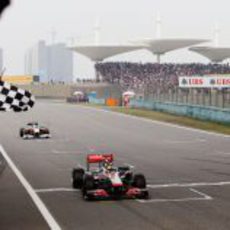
(95, 62, 230, 94)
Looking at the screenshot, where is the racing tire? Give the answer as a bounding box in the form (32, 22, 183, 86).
(45, 130, 50, 138)
(83, 175, 95, 190)
(82, 175, 95, 200)
(133, 174, 146, 189)
(19, 128, 24, 138)
(72, 168, 84, 189)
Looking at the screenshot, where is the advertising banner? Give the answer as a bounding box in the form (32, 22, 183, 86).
(2, 75, 33, 85)
(179, 75, 230, 88)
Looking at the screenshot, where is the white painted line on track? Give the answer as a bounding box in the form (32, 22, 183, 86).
(215, 152, 230, 155)
(79, 105, 230, 138)
(147, 181, 230, 189)
(163, 139, 207, 144)
(0, 145, 61, 230)
(35, 186, 213, 204)
(51, 149, 80, 155)
(36, 188, 78, 193)
(137, 188, 212, 203)
(189, 188, 212, 200)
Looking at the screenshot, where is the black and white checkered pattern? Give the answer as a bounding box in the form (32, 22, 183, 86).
(0, 80, 35, 112)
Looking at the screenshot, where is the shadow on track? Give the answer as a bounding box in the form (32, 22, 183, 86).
(0, 152, 7, 178)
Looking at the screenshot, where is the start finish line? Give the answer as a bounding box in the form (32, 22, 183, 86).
(179, 75, 230, 88)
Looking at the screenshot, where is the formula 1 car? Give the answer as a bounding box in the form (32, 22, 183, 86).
(72, 154, 149, 200)
(19, 122, 51, 139)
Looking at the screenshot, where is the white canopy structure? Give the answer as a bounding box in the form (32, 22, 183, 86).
(189, 46, 230, 62)
(71, 16, 209, 63)
(71, 39, 208, 63)
(71, 45, 145, 62)
(136, 38, 209, 62)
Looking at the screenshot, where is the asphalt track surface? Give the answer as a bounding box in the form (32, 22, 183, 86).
(0, 100, 230, 230)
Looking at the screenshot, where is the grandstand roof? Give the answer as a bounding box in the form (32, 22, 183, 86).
(139, 38, 209, 54)
(71, 45, 145, 62)
(189, 46, 230, 62)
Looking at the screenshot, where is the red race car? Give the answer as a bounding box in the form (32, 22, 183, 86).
(72, 153, 149, 200)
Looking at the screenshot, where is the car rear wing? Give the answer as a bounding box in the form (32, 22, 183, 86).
(87, 154, 114, 164)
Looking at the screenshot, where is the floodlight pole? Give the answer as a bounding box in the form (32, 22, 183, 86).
(94, 17, 101, 45)
(155, 12, 162, 39)
(214, 23, 220, 47)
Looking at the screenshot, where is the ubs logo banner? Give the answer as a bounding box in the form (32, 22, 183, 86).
(179, 75, 230, 88)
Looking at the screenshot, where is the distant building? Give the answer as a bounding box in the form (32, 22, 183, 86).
(25, 40, 73, 82)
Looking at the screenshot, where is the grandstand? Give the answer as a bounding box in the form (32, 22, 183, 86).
(71, 36, 230, 109)
(95, 62, 230, 108)
(95, 62, 230, 90)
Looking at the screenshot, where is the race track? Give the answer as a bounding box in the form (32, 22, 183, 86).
(0, 100, 230, 230)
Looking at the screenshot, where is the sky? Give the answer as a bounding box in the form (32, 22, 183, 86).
(0, 0, 230, 78)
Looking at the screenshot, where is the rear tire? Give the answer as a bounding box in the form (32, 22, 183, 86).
(133, 174, 149, 199)
(45, 131, 50, 138)
(72, 168, 84, 189)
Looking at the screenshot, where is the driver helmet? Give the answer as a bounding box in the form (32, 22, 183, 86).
(103, 158, 113, 171)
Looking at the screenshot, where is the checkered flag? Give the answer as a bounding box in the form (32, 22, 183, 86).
(0, 80, 35, 112)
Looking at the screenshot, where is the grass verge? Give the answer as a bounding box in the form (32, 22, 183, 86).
(111, 107, 230, 135)
(85, 104, 230, 135)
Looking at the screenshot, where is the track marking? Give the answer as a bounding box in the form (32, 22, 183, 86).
(138, 188, 212, 203)
(0, 145, 61, 230)
(147, 181, 230, 189)
(36, 188, 78, 193)
(163, 139, 207, 144)
(190, 188, 212, 200)
(52, 149, 80, 154)
(215, 152, 230, 155)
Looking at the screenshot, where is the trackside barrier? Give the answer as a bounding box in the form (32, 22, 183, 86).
(129, 99, 230, 124)
(88, 97, 105, 105)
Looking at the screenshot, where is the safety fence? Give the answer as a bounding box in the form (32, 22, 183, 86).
(88, 97, 105, 105)
(144, 88, 230, 109)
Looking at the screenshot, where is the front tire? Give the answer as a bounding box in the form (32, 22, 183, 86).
(19, 128, 24, 138)
(72, 168, 84, 189)
(82, 175, 95, 200)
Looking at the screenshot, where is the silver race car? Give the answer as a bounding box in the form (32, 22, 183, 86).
(19, 122, 51, 139)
